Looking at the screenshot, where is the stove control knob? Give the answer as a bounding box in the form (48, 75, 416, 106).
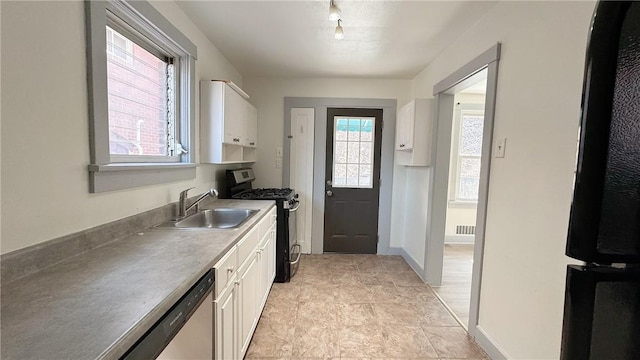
(326, 190, 333, 197)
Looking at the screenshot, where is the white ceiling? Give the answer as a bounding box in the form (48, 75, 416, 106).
(178, 1, 497, 79)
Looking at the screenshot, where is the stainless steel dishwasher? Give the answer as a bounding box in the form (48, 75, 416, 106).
(121, 271, 214, 360)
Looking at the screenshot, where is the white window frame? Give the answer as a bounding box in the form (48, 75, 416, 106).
(449, 104, 485, 205)
(86, 0, 197, 193)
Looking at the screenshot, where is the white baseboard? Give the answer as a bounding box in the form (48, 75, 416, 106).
(387, 246, 427, 282)
(297, 240, 311, 254)
(445, 235, 475, 244)
(471, 325, 510, 360)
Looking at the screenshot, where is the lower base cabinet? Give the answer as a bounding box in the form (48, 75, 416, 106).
(214, 283, 237, 360)
(214, 208, 276, 360)
(238, 253, 259, 355)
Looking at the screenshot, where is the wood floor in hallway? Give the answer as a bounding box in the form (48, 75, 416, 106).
(245, 254, 487, 359)
(431, 244, 475, 329)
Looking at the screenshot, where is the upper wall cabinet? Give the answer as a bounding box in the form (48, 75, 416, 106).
(395, 98, 434, 166)
(201, 80, 258, 164)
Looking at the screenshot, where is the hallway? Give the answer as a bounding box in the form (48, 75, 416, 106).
(246, 254, 487, 359)
(432, 244, 475, 328)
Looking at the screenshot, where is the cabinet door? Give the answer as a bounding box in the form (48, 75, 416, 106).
(244, 104, 258, 148)
(257, 232, 272, 310)
(268, 225, 276, 283)
(222, 85, 243, 145)
(238, 254, 260, 357)
(396, 101, 415, 151)
(214, 283, 236, 360)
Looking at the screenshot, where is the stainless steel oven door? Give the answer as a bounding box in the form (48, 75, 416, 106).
(288, 200, 301, 276)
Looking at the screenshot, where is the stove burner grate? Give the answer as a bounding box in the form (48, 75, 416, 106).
(234, 188, 293, 200)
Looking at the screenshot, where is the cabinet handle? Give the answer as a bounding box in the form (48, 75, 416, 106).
(399, 144, 405, 148)
(227, 266, 235, 272)
(235, 280, 240, 285)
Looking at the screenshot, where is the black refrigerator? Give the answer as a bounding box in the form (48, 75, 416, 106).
(561, 2, 640, 359)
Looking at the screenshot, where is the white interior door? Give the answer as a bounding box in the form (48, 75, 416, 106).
(290, 108, 314, 254)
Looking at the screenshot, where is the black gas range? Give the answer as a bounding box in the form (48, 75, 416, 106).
(225, 168, 300, 282)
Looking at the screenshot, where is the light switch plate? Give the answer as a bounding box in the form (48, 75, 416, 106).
(276, 147, 283, 158)
(495, 138, 506, 158)
(275, 158, 282, 168)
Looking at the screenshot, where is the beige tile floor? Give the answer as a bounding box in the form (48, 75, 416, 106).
(245, 254, 487, 360)
(431, 244, 475, 328)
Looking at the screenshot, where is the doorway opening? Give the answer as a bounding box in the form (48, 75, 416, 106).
(431, 70, 487, 328)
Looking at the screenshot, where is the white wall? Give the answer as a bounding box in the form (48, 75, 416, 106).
(398, 167, 429, 265)
(405, 1, 595, 358)
(1, 0, 242, 254)
(243, 77, 412, 188)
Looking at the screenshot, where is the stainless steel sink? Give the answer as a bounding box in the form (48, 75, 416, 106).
(159, 208, 259, 229)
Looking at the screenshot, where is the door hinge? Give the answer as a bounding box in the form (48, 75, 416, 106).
(381, 120, 384, 130)
(377, 235, 379, 244)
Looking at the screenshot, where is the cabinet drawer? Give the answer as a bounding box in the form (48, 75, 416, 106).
(259, 208, 277, 240)
(237, 227, 260, 267)
(213, 246, 237, 298)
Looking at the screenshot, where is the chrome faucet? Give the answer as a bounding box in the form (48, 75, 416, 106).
(178, 188, 219, 218)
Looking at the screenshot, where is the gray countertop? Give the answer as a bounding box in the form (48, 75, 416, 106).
(0, 199, 275, 360)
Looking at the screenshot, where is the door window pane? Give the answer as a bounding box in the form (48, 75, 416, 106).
(335, 119, 348, 140)
(333, 116, 375, 188)
(334, 164, 347, 186)
(347, 142, 360, 164)
(348, 119, 361, 141)
(335, 141, 347, 163)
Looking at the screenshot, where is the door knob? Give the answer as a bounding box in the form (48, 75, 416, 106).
(326, 190, 333, 197)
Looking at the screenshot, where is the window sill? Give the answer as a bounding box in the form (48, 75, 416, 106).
(88, 162, 197, 193)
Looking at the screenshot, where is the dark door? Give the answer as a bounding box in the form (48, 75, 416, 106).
(324, 108, 383, 253)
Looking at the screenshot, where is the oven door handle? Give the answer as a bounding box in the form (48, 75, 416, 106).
(290, 244, 302, 265)
(288, 202, 301, 213)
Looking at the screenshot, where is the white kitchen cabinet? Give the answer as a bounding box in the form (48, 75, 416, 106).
(237, 253, 260, 357)
(395, 98, 434, 166)
(257, 222, 276, 310)
(244, 104, 258, 148)
(213, 208, 277, 360)
(396, 102, 415, 151)
(200, 80, 258, 164)
(214, 282, 237, 360)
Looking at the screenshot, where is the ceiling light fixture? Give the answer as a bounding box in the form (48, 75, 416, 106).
(334, 19, 344, 40)
(329, 0, 341, 21)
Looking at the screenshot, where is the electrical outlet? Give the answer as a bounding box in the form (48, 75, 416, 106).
(276, 158, 282, 168)
(276, 147, 283, 158)
(495, 138, 506, 158)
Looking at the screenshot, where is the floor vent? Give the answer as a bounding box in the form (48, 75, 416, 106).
(456, 225, 476, 235)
